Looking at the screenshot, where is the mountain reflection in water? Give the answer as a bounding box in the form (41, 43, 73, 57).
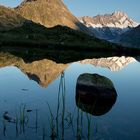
(0, 52, 140, 140)
(0, 52, 137, 87)
(0, 52, 68, 87)
(79, 56, 136, 71)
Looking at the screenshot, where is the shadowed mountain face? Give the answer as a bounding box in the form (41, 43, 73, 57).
(119, 25, 140, 48)
(0, 5, 25, 30)
(79, 56, 136, 71)
(15, 0, 88, 33)
(0, 52, 68, 87)
(76, 73, 117, 116)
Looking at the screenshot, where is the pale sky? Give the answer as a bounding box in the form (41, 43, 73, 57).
(0, 0, 139, 22)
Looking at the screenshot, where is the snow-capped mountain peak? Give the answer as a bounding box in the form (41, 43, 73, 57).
(112, 11, 128, 18)
(79, 11, 139, 28)
(78, 11, 139, 41)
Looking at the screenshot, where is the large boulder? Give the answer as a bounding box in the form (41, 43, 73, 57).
(76, 73, 117, 116)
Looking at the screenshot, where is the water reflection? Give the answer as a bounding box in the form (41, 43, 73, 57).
(0, 51, 140, 140)
(76, 73, 117, 116)
(1, 72, 93, 140)
(19, 59, 68, 87)
(0, 52, 138, 88)
(79, 56, 136, 71)
(0, 52, 68, 87)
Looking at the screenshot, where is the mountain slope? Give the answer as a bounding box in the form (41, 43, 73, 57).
(0, 5, 25, 30)
(0, 18, 123, 51)
(15, 0, 88, 33)
(0, 5, 139, 52)
(79, 11, 139, 41)
(119, 25, 140, 48)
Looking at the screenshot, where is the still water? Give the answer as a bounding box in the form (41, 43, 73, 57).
(0, 54, 140, 140)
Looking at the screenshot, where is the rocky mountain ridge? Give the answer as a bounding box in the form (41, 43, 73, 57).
(79, 11, 139, 41)
(0, 5, 25, 30)
(15, 0, 89, 32)
(0, 1, 140, 50)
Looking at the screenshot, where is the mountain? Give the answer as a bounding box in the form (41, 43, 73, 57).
(79, 11, 139, 42)
(15, 0, 88, 33)
(0, 4, 139, 52)
(0, 5, 25, 30)
(79, 56, 136, 71)
(0, 52, 68, 87)
(0, 14, 124, 52)
(0, 3, 121, 51)
(119, 25, 140, 48)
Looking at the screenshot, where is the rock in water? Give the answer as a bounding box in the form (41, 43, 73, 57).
(76, 73, 117, 116)
(3, 112, 16, 123)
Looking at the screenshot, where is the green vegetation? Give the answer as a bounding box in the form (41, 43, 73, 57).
(0, 1, 140, 57)
(0, 21, 140, 61)
(0, 21, 128, 51)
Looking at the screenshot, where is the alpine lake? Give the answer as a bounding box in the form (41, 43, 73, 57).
(0, 48, 140, 140)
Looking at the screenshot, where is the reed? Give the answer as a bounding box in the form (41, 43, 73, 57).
(46, 102, 57, 139)
(3, 119, 7, 136)
(56, 72, 63, 137)
(1, 71, 97, 140)
(86, 113, 92, 140)
(15, 113, 19, 136)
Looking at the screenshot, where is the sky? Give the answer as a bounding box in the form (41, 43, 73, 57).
(0, 0, 140, 22)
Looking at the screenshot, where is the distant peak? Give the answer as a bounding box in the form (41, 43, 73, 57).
(22, 0, 60, 3)
(112, 11, 128, 17)
(22, 0, 37, 3)
(20, 0, 64, 6)
(20, 0, 37, 5)
(23, 0, 33, 1)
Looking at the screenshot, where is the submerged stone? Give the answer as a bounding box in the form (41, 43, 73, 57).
(76, 73, 117, 116)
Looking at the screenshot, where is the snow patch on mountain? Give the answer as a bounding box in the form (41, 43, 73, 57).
(79, 11, 139, 42)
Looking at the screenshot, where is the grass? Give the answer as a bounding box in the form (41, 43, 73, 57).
(86, 113, 92, 140)
(46, 101, 57, 139)
(2, 73, 97, 140)
(19, 104, 29, 134)
(2, 104, 29, 136)
(3, 119, 7, 136)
